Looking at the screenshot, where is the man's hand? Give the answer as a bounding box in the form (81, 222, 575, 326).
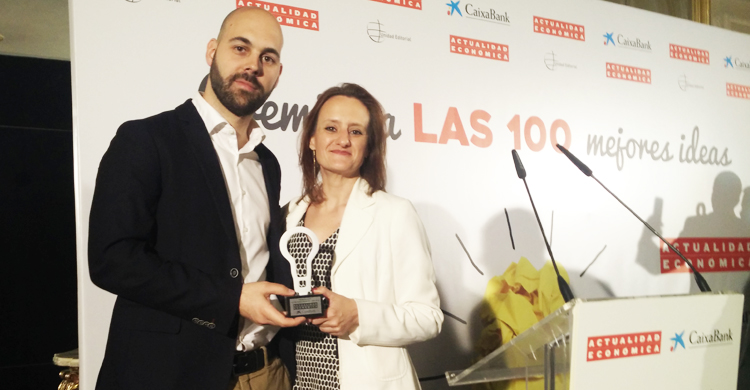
(239, 282, 306, 327)
(310, 287, 359, 338)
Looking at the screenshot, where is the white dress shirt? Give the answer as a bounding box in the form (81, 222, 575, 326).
(192, 93, 279, 351)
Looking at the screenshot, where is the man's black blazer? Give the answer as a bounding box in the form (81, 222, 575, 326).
(88, 100, 293, 389)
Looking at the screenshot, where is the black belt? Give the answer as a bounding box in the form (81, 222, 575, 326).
(232, 345, 278, 376)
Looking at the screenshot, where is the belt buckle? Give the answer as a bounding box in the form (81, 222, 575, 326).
(232, 347, 267, 376)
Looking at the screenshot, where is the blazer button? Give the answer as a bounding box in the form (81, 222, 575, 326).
(208, 323, 216, 329)
(192, 318, 200, 324)
(230, 268, 240, 278)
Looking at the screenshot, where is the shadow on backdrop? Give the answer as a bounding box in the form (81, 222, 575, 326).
(675, 171, 748, 390)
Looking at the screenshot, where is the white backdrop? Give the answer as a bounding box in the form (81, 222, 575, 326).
(70, 0, 750, 388)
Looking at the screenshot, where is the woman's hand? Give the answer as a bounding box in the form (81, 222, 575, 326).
(310, 286, 359, 338)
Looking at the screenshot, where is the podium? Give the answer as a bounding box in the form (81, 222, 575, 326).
(446, 293, 744, 389)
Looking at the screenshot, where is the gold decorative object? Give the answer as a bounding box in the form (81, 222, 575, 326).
(474, 258, 570, 390)
(58, 368, 79, 390)
(692, 0, 710, 24)
(53, 349, 79, 390)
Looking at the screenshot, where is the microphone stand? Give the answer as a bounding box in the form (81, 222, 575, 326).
(512, 150, 575, 302)
(555, 144, 711, 292)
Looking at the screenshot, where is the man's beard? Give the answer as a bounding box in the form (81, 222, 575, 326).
(209, 60, 272, 117)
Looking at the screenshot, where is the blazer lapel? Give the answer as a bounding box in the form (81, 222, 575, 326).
(332, 178, 375, 276)
(286, 196, 310, 230)
(255, 143, 280, 226)
(255, 142, 287, 284)
(176, 101, 239, 255)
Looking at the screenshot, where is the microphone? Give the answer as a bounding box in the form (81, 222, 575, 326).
(555, 144, 711, 292)
(557, 144, 592, 176)
(512, 150, 575, 303)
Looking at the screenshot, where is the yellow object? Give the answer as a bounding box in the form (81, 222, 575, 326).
(474, 258, 570, 390)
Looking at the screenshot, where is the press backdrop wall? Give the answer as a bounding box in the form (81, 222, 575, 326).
(70, 0, 750, 388)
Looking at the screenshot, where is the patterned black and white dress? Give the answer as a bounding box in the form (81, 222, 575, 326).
(288, 218, 341, 390)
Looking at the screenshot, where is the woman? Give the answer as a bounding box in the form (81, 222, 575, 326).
(282, 83, 443, 390)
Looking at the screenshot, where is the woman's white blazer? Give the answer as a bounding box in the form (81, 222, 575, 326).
(285, 178, 443, 390)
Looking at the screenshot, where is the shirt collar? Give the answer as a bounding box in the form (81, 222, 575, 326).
(192, 92, 266, 149)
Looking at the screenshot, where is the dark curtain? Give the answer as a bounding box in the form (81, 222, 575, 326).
(0, 54, 77, 390)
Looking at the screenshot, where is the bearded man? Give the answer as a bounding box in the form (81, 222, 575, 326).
(88, 7, 304, 390)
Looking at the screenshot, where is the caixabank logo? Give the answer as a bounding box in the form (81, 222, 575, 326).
(446, 1, 510, 26)
(237, 1, 318, 31)
(670, 44, 709, 64)
(727, 83, 750, 100)
(450, 35, 508, 61)
(670, 329, 734, 352)
(371, 0, 421, 10)
(533, 16, 585, 41)
(724, 55, 750, 71)
(603, 32, 652, 52)
(587, 331, 661, 362)
(606, 63, 651, 84)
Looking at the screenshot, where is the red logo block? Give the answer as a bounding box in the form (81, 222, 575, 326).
(661, 238, 750, 273)
(370, 0, 422, 10)
(533, 16, 585, 41)
(669, 44, 709, 64)
(727, 83, 750, 100)
(450, 35, 509, 61)
(606, 63, 651, 84)
(587, 331, 661, 362)
(237, 1, 319, 31)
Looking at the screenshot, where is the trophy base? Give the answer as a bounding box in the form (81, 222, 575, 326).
(283, 294, 329, 318)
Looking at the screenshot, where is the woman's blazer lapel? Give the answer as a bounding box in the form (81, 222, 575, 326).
(332, 178, 375, 276)
(285, 178, 376, 276)
(286, 196, 309, 233)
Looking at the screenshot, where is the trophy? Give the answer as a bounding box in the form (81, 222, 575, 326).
(279, 226, 329, 318)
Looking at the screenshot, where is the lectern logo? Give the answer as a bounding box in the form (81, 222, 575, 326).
(671, 328, 734, 351)
(587, 331, 661, 362)
(689, 329, 733, 346)
(670, 331, 685, 351)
